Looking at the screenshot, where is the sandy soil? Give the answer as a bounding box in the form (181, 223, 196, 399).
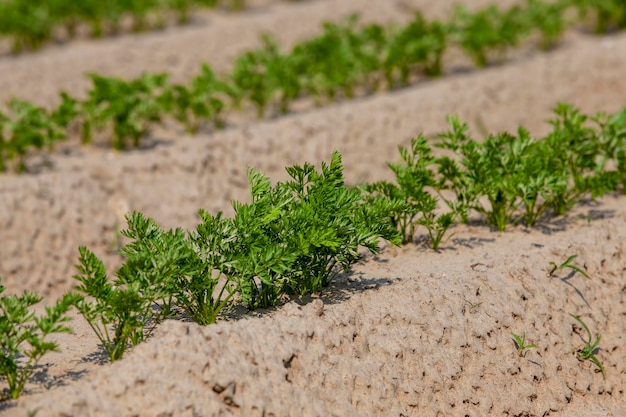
(0, 0, 625, 416)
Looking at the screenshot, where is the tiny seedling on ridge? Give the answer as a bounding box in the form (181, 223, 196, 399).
(570, 314, 606, 379)
(511, 332, 540, 357)
(463, 298, 483, 313)
(549, 255, 590, 279)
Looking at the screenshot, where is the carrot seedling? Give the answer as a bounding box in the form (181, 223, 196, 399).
(462, 298, 482, 314)
(511, 332, 540, 357)
(549, 255, 590, 279)
(570, 314, 606, 379)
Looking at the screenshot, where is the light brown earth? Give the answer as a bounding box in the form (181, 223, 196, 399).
(0, 0, 625, 416)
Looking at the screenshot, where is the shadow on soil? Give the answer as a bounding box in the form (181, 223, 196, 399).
(0, 344, 110, 412)
(550, 269, 592, 308)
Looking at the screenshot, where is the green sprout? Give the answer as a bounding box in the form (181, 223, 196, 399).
(549, 255, 590, 279)
(463, 298, 483, 313)
(511, 332, 540, 357)
(570, 314, 606, 379)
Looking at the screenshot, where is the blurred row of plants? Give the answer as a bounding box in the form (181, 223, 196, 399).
(2, 101, 625, 398)
(2, 0, 626, 171)
(1, 0, 623, 53)
(0, 0, 305, 53)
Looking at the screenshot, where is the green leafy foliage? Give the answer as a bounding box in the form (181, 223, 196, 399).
(73, 245, 159, 362)
(544, 103, 620, 215)
(262, 37, 306, 115)
(590, 108, 626, 193)
(384, 12, 447, 85)
(450, 4, 528, 67)
(514, 138, 567, 227)
(188, 211, 241, 321)
(0, 279, 79, 400)
(0, 99, 66, 172)
(436, 118, 533, 231)
(0, 112, 8, 172)
(362, 103, 626, 236)
(220, 170, 298, 309)
(164, 64, 235, 133)
(573, 0, 626, 33)
(71, 152, 399, 357)
(361, 135, 456, 250)
(82, 73, 170, 149)
(524, 0, 569, 50)
(293, 16, 371, 102)
(278, 152, 401, 294)
(73, 210, 237, 360)
(0, 1, 55, 52)
(435, 103, 625, 230)
(231, 34, 305, 117)
(4, 0, 618, 58)
(0, 0, 227, 51)
(73, 210, 239, 361)
(222, 152, 401, 308)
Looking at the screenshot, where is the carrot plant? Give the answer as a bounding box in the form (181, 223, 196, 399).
(433, 103, 625, 230)
(544, 103, 620, 215)
(433, 119, 477, 225)
(50, 93, 80, 130)
(361, 135, 456, 250)
(277, 152, 401, 294)
(231, 42, 275, 118)
(590, 108, 626, 193)
(450, 4, 528, 67)
(573, 0, 626, 33)
(525, 0, 570, 50)
(72, 151, 400, 347)
(0, 1, 55, 52)
(0, 112, 7, 172)
(0, 279, 79, 401)
(218, 170, 298, 309)
(82, 73, 170, 149)
(222, 152, 401, 308)
(293, 16, 372, 102)
(260, 35, 305, 115)
(436, 118, 532, 231)
(1, 99, 66, 172)
(74, 211, 227, 360)
(74, 212, 197, 361)
(384, 12, 447, 86)
(164, 64, 235, 133)
(0, 0, 230, 51)
(73, 246, 163, 362)
(515, 139, 568, 227)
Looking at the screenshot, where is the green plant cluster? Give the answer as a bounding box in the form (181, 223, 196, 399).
(2, 0, 626, 171)
(363, 103, 626, 239)
(72, 151, 400, 362)
(0, 279, 79, 400)
(0, 99, 69, 172)
(0, 0, 301, 53)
